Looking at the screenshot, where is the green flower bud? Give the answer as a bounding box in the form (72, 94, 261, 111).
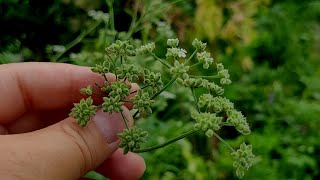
(176, 78, 184, 84)
(198, 94, 235, 113)
(192, 38, 207, 51)
(102, 96, 123, 112)
(109, 81, 131, 99)
(196, 51, 214, 69)
(166, 47, 187, 59)
(69, 97, 97, 127)
(220, 78, 232, 85)
(205, 129, 214, 137)
(116, 64, 140, 81)
(88, 10, 109, 23)
(216, 63, 224, 72)
(101, 81, 112, 93)
(80, 85, 93, 95)
(91, 60, 114, 74)
(191, 112, 223, 133)
(118, 127, 148, 154)
(203, 82, 224, 95)
(105, 40, 136, 58)
(170, 61, 190, 77)
(177, 77, 204, 88)
(231, 143, 255, 179)
(216, 63, 232, 85)
(218, 69, 230, 79)
(132, 91, 154, 117)
(143, 69, 163, 93)
(136, 42, 156, 55)
(226, 110, 251, 135)
(167, 38, 179, 47)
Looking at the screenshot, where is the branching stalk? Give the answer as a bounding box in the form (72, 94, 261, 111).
(133, 129, 199, 153)
(185, 50, 197, 64)
(120, 111, 129, 129)
(133, 76, 177, 118)
(189, 75, 220, 79)
(151, 76, 177, 100)
(190, 62, 201, 68)
(152, 53, 171, 68)
(212, 131, 235, 152)
(191, 88, 200, 112)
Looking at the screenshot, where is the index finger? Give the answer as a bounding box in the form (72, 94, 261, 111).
(0, 62, 137, 124)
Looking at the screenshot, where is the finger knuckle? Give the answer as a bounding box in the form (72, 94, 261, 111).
(59, 121, 94, 173)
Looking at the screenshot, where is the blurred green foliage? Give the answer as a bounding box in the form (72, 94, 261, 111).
(1, 0, 320, 179)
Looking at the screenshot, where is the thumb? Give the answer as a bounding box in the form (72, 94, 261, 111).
(0, 107, 133, 180)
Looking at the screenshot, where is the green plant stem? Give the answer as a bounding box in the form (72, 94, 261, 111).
(152, 53, 171, 68)
(121, 99, 132, 103)
(191, 88, 200, 112)
(151, 76, 177, 100)
(133, 129, 200, 153)
(125, 0, 140, 40)
(190, 62, 201, 68)
(120, 111, 129, 129)
(130, 85, 150, 94)
(106, 0, 115, 31)
(185, 50, 197, 64)
(53, 20, 102, 62)
(189, 75, 220, 79)
(221, 122, 232, 126)
(92, 92, 104, 98)
(133, 76, 177, 118)
(212, 131, 235, 152)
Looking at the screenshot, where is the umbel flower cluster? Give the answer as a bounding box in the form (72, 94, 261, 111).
(69, 38, 255, 178)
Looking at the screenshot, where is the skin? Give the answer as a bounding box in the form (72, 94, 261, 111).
(0, 62, 145, 180)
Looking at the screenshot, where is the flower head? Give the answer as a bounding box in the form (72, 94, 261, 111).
(177, 77, 204, 88)
(203, 81, 224, 95)
(231, 143, 255, 179)
(118, 127, 148, 154)
(69, 97, 97, 127)
(132, 91, 154, 117)
(227, 110, 251, 135)
(198, 94, 234, 113)
(88, 10, 109, 23)
(166, 47, 187, 59)
(91, 60, 114, 74)
(143, 69, 163, 93)
(105, 40, 136, 58)
(170, 60, 190, 77)
(136, 43, 155, 55)
(216, 63, 232, 85)
(167, 38, 179, 47)
(196, 51, 214, 69)
(116, 64, 140, 82)
(109, 81, 131, 99)
(80, 85, 93, 95)
(191, 112, 223, 137)
(192, 38, 207, 51)
(102, 96, 123, 113)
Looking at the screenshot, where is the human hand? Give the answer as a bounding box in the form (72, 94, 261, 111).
(0, 62, 145, 180)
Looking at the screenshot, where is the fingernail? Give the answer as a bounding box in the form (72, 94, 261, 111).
(93, 109, 127, 143)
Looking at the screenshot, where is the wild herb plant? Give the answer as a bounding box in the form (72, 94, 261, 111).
(69, 38, 255, 178)
(50, 0, 176, 64)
